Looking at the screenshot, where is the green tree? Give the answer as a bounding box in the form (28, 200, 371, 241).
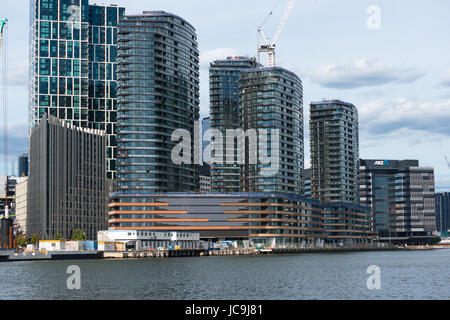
(54, 233, 63, 240)
(31, 233, 40, 245)
(16, 235, 27, 247)
(72, 229, 87, 241)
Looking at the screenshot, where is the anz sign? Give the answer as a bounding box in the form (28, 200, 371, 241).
(374, 160, 389, 166)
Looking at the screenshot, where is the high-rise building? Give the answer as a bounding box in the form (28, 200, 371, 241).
(201, 116, 210, 164)
(310, 100, 359, 203)
(360, 159, 436, 241)
(28, 114, 107, 240)
(29, 0, 125, 179)
(435, 192, 450, 235)
(116, 11, 200, 194)
(209, 57, 260, 193)
(18, 153, 29, 177)
(239, 67, 304, 195)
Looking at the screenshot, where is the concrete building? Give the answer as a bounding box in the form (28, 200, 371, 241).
(29, 0, 125, 179)
(310, 100, 360, 203)
(15, 178, 28, 236)
(116, 11, 200, 194)
(209, 57, 260, 192)
(436, 192, 450, 235)
(28, 114, 108, 240)
(360, 159, 436, 242)
(304, 168, 312, 198)
(239, 67, 304, 195)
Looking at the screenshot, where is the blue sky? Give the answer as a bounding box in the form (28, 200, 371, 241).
(1, 0, 450, 190)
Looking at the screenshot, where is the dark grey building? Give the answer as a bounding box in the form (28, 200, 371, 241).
(209, 57, 260, 193)
(310, 100, 359, 203)
(28, 115, 107, 240)
(360, 159, 436, 241)
(18, 153, 28, 177)
(116, 11, 200, 194)
(435, 192, 450, 235)
(239, 67, 304, 195)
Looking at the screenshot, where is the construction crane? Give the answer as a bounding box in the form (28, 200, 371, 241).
(0, 18, 7, 177)
(445, 155, 450, 171)
(0, 19, 7, 56)
(257, 0, 296, 67)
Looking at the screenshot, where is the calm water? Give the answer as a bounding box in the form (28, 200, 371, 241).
(1, 249, 450, 300)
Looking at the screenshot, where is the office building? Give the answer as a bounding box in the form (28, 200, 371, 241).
(18, 153, 29, 177)
(109, 192, 326, 247)
(29, 0, 125, 179)
(0, 175, 20, 219)
(310, 100, 359, 203)
(108, 192, 374, 246)
(28, 114, 108, 240)
(436, 192, 450, 235)
(360, 159, 436, 242)
(239, 67, 304, 195)
(15, 178, 29, 236)
(209, 57, 259, 192)
(116, 11, 200, 194)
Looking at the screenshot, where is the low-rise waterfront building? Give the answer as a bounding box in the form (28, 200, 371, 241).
(108, 192, 373, 247)
(98, 230, 203, 250)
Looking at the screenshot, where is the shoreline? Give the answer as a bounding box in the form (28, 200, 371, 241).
(0, 245, 423, 263)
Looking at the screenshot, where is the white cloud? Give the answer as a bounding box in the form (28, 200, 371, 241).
(439, 69, 450, 87)
(359, 97, 450, 136)
(310, 59, 425, 89)
(199, 48, 240, 69)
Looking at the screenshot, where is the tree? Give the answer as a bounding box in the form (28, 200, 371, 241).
(16, 235, 27, 247)
(72, 229, 87, 241)
(31, 233, 40, 245)
(54, 233, 63, 240)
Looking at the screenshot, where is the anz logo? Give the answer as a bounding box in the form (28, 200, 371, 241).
(374, 160, 389, 166)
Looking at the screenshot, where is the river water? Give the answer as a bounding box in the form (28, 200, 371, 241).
(1, 249, 449, 300)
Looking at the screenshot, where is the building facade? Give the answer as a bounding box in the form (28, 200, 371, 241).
(15, 178, 29, 236)
(360, 159, 436, 241)
(436, 192, 450, 234)
(28, 114, 108, 240)
(239, 67, 304, 195)
(116, 11, 200, 194)
(201, 116, 210, 164)
(108, 192, 326, 247)
(29, 0, 125, 179)
(18, 153, 29, 177)
(310, 100, 359, 203)
(199, 164, 211, 193)
(209, 57, 260, 193)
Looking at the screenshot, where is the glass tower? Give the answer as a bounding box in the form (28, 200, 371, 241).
(116, 11, 200, 193)
(29, 0, 125, 179)
(239, 67, 304, 195)
(209, 56, 260, 193)
(310, 100, 360, 203)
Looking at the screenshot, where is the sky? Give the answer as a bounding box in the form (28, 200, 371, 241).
(0, 0, 450, 191)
